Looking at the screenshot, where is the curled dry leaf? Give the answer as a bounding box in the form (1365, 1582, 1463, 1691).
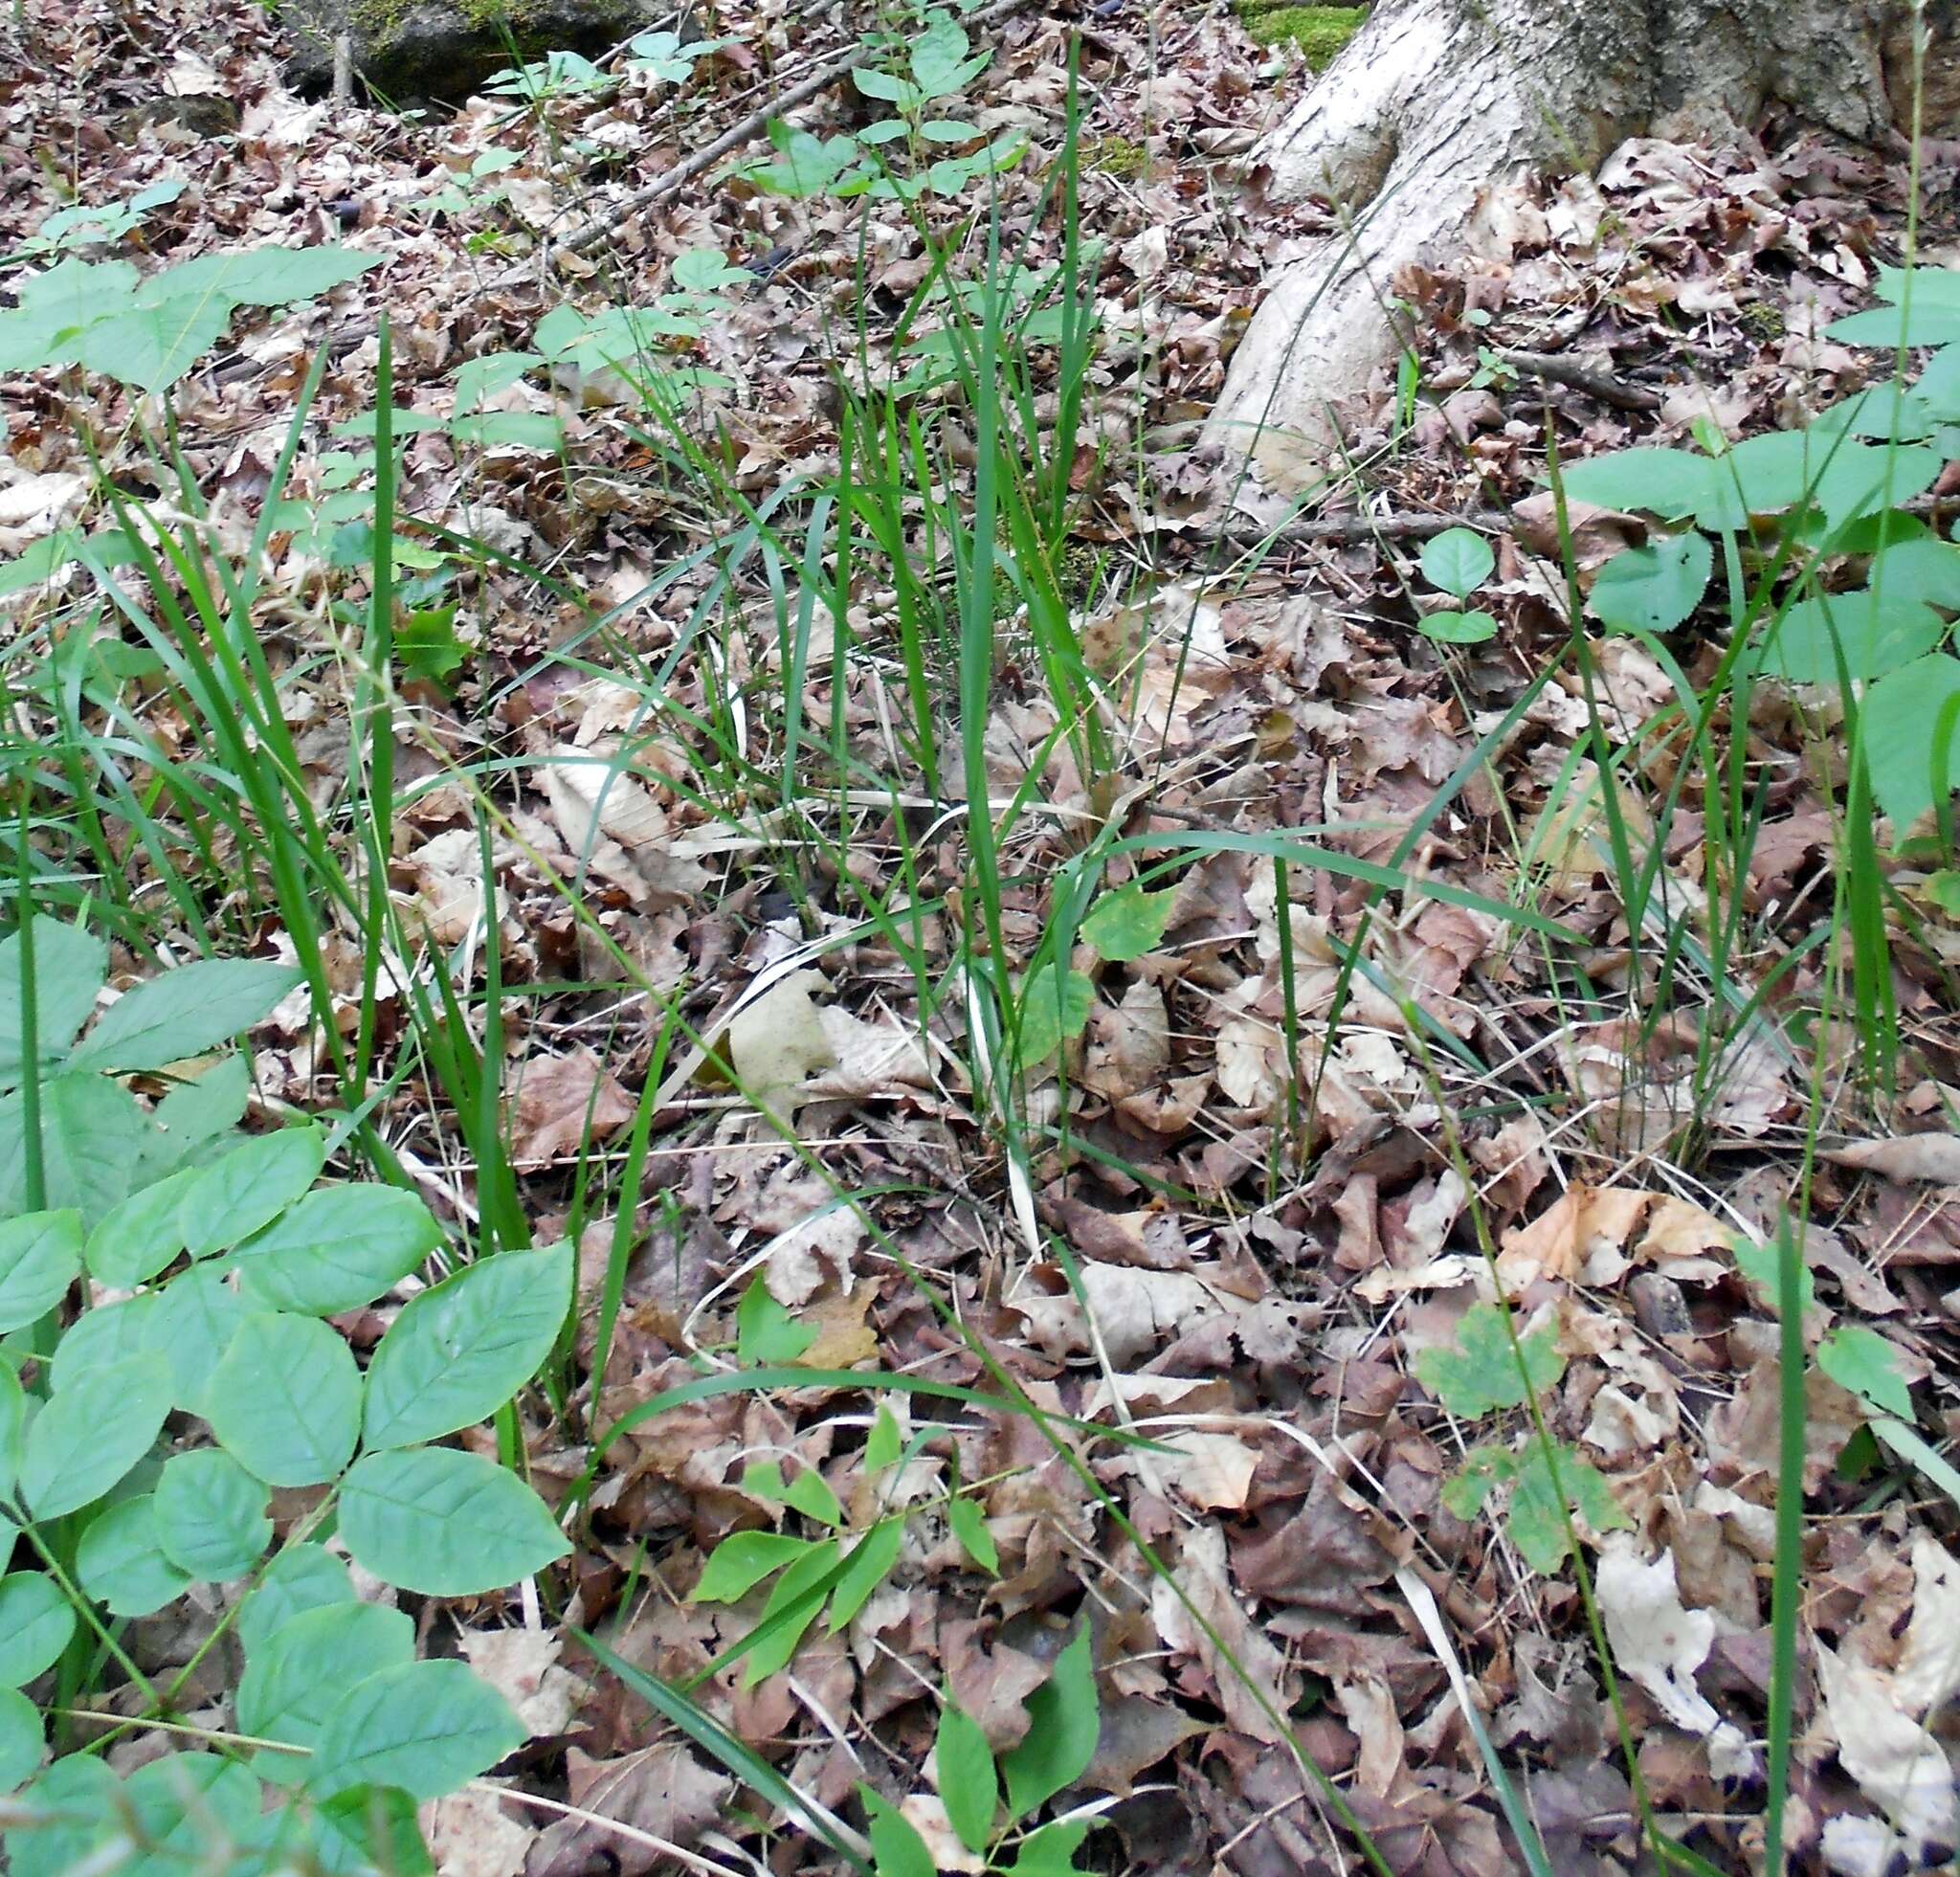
(1497, 1182, 1729, 1292)
(1151, 1523, 1294, 1743)
(460, 1628, 586, 1736)
(1825, 1133, 1960, 1185)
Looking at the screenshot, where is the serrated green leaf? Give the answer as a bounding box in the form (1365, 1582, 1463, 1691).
(1818, 1324, 1914, 1419)
(935, 1700, 996, 1852)
(19, 1352, 171, 1517)
(1503, 1441, 1628, 1573)
(693, 1531, 814, 1602)
(309, 1658, 524, 1801)
(180, 1126, 326, 1258)
(1439, 1447, 1512, 1521)
(1420, 526, 1494, 600)
(0, 1687, 43, 1794)
(0, 1576, 74, 1686)
(67, 958, 299, 1074)
(0, 1210, 80, 1332)
(76, 1496, 191, 1617)
(238, 1602, 415, 1772)
(237, 1543, 356, 1658)
(152, 1447, 271, 1581)
(826, 1517, 902, 1632)
(207, 1310, 362, 1486)
(947, 1494, 997, 1574)
(1414, 1304, 1563, 1419)
(0, 917, 104, 1085)
(736, 1273, 817, 1366)
(1080, 883, 1177, 962)
(362, 1243, 570, 1449)
(1001, 1626, 1098, 1821)
(339, 1447, 569, 1596)
(1591, 532, 1712, 635)
(84, 1168, 196, 1285)
(234, 1183, 441, 1315)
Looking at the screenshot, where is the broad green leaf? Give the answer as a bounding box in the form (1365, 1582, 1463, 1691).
(303, 1783, 436, 1873)
(1732, 1235, 1816, 1314)
(19, 1352, 171, 1517)
(0, 1575, 74, 1686)
(1590, 533, 1712, 635)
(1419, 526, 1494, 600)
(142, 1262, 246, 1411)
(309, 1659, 524, 1801)
(910, 12, 986, 96)
(449, 351, 542, 410)
(743, 1539, 840, 1685)
(0, 1366, 19, 1499)
(77, 1496, 191, 1617)
(1760, 588, 1946, 683)
(0, 1075, 148, 1225)
(693, 1531, 813, 1602)
(124, 1753, 261, 1859)
(1558, 448, 1713, 520)
(145, 1054, 251, 1180)
(237, 1602, 416, 1768)
(1815, 383, 1935, 444)
(861, 1787, 935, 1877)
(826, 1518, 902, 1632)
(449, 411, 563, 451)
(853, 64, 924, 108)
(0, 1687, 42, 1794)
(746, 1457, 843, 1528)
(1828, 267, 1960, 346)
(947, 1495, 998, 1574)
(208, 1310, 362, 1486)
(74, 293, 233, 391)
(1439, 1443, 1515, 1521)
(0, 917, 104, 1084)
(238, 1543, 357, 1658)
(153, 1448, 271, 1582)
(736, 123, 865, 197)
(1417, 608, 1497, 644)
(1001, 1626, 1099, 1821)
(1818, 1324, 1914, 1419)
(1080, 883, 1177, 962)
(180, 1125, 326, 1258)
(3, 1756, 121, 1877)
(134, 244, 381, 311)
(936, 1700, 997, 1853)
(1003, 1820, 1093, 1876)
(84, 1168, 196, 1285)
(1414, 1303, 1563, 1418)
(1869, 535, 1960, 609)
(362, 1243, 571, 1449)
(235, 1184, 441, 1315)
(47, 1293, 161, 1395)
(0, 1210, 80, 1331)
(735, 1274, 816, 1366)
(68, 958, 300, 1074)
(1015, 967, 1094, 1066)
(1864, 654, 1960, 834)
(339, 1447, 569, 1596)
(1915, 341, 1960, 418)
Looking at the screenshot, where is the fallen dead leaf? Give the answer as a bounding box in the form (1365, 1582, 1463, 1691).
(508, 1047, 636, 1168)
(1825, 1133, 1960, 1185)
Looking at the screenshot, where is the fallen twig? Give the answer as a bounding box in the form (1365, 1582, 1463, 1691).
(1498, 348, 1662, 413)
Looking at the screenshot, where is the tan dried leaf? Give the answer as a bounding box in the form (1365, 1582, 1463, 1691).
(1825, 1134, 1960, 1185)
(725, 970, 836, 1121)
(509, 1047, 636, 1168)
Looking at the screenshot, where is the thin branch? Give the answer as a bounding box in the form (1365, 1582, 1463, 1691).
(1498, 348, 1662, 413)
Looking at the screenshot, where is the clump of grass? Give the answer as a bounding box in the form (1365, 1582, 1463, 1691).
(1233, 0, 1367, 68)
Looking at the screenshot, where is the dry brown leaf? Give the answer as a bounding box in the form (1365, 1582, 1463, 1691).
(792, 1285, 879, 1370)
(426, 1786, 532, 1877)
(1825, 1134, 1960, 1185)
(508, 1047, 636, 1168)
(1151, 1523, 1294, 1743)
(725, 969, 836, 1121)
(524, 1745, 733, 1877)
(459, 1629, 585, 1737)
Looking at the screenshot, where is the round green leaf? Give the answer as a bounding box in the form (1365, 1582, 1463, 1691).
(1417, 609, 1498, 644)
(1864, 653, 1960, 834)
(237, 1602, 415, 1772)
(237, 1543, 356, 1659)
(141, 1263, 246, 1412)
(152, 1449, 271, 1582)
(339, 1447, 569, 1596)
(0, 1575, 75, 1687)
(1559, 446, 1713, 520)
(1419, 526, 1494, 601)
(77, 1496, 191, 1618)
(49, 1292, 164, 1394)
(180, 1126, 325, 1260)
(207, 1310, 361, 1486)
(4, 1756, 120, 1877)
(363, 1244, 571, 1450)
(84, 1169, 196, 1286)
(308, 1659, 524, 1801)
(20, 1352, 172, 1518)
(235, 1185, 441, 1316)
(1590, 533, 1713, 635)
(0, 1211, 81, 1333)
(0, 1687, 44, 1794)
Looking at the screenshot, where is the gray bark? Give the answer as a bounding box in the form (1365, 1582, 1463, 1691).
(1209, 0, 1959, 491)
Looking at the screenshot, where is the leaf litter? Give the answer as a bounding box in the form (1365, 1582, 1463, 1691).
(8, 0, 1960, 1870)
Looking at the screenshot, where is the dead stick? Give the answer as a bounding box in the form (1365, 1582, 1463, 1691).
(1498, 348, 1661, 413)
(560, 0, 1041, 254)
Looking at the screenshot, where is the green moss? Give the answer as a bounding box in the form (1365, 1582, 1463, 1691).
(1233, 2, 1367, 69)
(1083, 135, 1148, 181)
(1742, 302, 1787, 341)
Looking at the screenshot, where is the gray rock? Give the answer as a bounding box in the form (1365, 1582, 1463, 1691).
(278, 0, 657, 103)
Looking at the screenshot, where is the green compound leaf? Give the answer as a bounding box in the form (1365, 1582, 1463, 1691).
(67, 958, 300, 1075)
(1419, 526, 1495, 601)
(306, 1784, 435, 1876)
(237, 1602, 416, 1770)
(308, 1659, 524, 1801)
(152, 1448, 272, 1582)
(142, 1262, 246, 1413)
(237, 1543, 356, 1658)
(0, 1210, 81, 1332)
(339, 1447, 570, 1596)
(1001, 1625, 1099, 1822)
(734, 1272, 817, 1367)
(742, 1539, 840, 1686)
(206, 1310, 362, 1486)
(1818, 1324, 1915, 1419)
(745, 1458, 843, 1529)
(84, 1169, 196, 1286)
(693, 1531, 814, 1603)
(1080, 883, 1177, 962)
(20, 1352, 172, 1518)
(234, 1183, 442, 1315)
(935, 1699, 998, 1853)
(0, 1576, 74, 1687)
(3, 1757, 120, 1877)
(76, 1496, 191, 1618)
(1590, 532, 1712, 635)
(180, 1126, 326, 1259)
(124, 1753, 261, 1861)
(1414, 1303, 1564, 1419)
(0, 1687, 44, 1794)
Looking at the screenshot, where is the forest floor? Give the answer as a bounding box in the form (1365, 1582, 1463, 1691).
(5, 0, 1960, 1872)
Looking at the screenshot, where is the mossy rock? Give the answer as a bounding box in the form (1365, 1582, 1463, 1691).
(278, 0, 654, 102)
(1233, 1, 1368, 70)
